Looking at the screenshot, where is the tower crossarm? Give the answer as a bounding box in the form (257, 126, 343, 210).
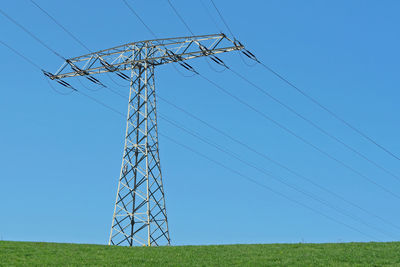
(51, 33, 243, 79)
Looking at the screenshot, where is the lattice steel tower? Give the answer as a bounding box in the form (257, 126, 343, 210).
(50, 34, 243, 246)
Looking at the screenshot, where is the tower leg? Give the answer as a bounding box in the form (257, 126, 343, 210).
(109, 60, 170, 246)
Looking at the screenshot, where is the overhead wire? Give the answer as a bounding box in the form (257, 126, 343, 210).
(0, 7, 65, 60)
(165, 0, 227, 75)
(206, 0, 400, 163)
(0, 39, 124, 115)
(96, 0, 400, 239)
(0, 39, 42, 70)
(122, 0, 158, 39)
(122, 0, 199, 78)
(29, 0, 91, 53)
(226, 66, 400, 183)
(209, 0, 235, 38)
(159, 113, 393, 239)
(164, 0, 400, 201)
(198, 73, 400, 200)
(159, 133, 379, 241)
(1, 5, 109, 90)
(166, 0, 195, 36)
(157, 94, 400, 232)
(77, 77, 103, 92)
(45, 78, 75, 95)
(152, 1, 400, 236)
(125, 0, 400, 203)
(199, 0, 223, 33)
(29, 0, 130, 94)
(257, 60, 400, 162)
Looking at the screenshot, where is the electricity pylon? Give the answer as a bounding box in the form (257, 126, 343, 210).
(50, 33, 243, 246)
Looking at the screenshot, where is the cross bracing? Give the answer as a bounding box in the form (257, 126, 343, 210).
(51, 34, 243, 80)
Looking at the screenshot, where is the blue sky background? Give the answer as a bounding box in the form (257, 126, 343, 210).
(0, 0, 399, 245)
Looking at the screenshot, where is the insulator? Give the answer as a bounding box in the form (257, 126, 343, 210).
(179, 62, 191, 71)
(42, 70, 54, 78)
(245, 49, 256, 58)
(56, 79, 75, 90)
(213, 56, 224, 64)
(116, 72, 130, 80)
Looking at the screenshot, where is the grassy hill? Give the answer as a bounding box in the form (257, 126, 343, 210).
(1, 241, 400, 266)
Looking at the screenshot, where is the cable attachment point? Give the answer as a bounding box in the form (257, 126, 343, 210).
(234, 39, 259, 63)
(166, 49, 198, 75)
(67, 60, 107, 87)
(99, 59, 130, 80)
(198, 44, 229, 69)
(179, 62, 199, 75)
(42, 69, 55, 79)
(210, 55, 229, 69)
(166, 49, 183, 62)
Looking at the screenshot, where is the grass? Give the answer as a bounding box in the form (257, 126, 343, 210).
(1, 241, 400, 266)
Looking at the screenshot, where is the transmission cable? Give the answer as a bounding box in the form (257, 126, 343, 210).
(29, 0, 91, 53)
(159, 114, 393, 239)
(206, 0, 400, 162)
(29, 0, 131, 93)
(122, 0, 158, 39)
(198, 73, 400, 200)
(165, 0, 228, 75)
(122, 0, 201, 78)
(45, 78, 74, 95)
(199, 0, 223, 33)
(257, 61, 400, 162)
(0, 39, 42, 70)
(160, 133, 379, 241)
(226, 66, 400, 182)
(0, 38, 124, 116)
(166, 0, 195, 36)
(122, 0, 400, 200)
(157, 94, 400, 232)
(209, 0, 235, 38)
(0, 7, 65, 60)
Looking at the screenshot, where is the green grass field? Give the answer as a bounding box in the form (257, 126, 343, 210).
(1, 241, 400, 266)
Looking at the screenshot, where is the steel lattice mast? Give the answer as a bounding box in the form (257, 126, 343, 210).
(50, 33, 243, 246)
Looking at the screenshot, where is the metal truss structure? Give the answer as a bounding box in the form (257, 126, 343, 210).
(51, 33, 243, 246)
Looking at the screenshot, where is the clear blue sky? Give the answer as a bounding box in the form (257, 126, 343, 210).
(0, 0, 399, 245)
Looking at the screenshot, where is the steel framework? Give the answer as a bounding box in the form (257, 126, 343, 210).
(50, 33, 243, 246)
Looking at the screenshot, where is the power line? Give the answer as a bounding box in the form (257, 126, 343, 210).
(199, 0, 222, 33)
(256, 60, 400, 162)
(191, 1, 400, 201)
(122, 0, 158, 39)
(0, 7, 65, 60)
(166, 0, 195, 35)
(197, 73, 400, 201)
(76, 90, 126, 117)
(205, 0, 400, 163)
(159, 114, 393, 239)
(30, 0, 131, 95)
(209, 0, 235, 38)
(45, 77, 75, 95)
(227, 66, 400, 183)
(29, 0, 92, 53)
(159, 133, 379, 241)
(0, 39, 42, 70)
(122, 0, 201, 78)
(123, 0, 400, 210)
(123, 0, 400, 202)
(1, 39, 124, 116)
(157, 94, 400, 232)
